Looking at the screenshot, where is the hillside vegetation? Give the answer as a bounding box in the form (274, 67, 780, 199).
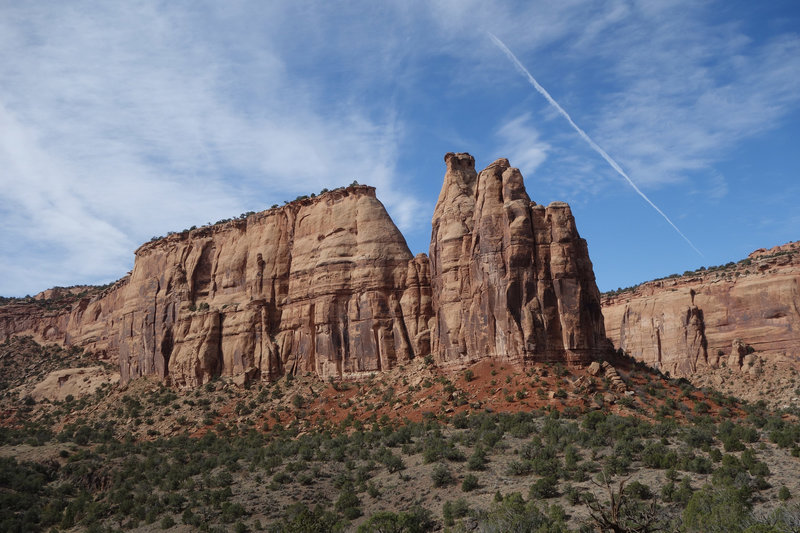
(1, 338, 799, 532)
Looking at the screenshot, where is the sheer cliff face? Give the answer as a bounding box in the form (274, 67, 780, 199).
(116, 186, 421, 386)
(1, 154, 610, 386)
(602, 243, 800, 377)
(429, 153, 607, 368)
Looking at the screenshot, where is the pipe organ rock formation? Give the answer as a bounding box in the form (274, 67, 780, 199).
(429, 153, 608, 368)
(0, 153, 610, 386)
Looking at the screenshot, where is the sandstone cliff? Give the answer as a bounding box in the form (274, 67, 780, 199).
(1, 154, 610, 386)
(601, 242, 800, 377)
(429, 153, 608, 368)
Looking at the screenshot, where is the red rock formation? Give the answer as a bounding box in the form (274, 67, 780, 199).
(429, 153, 608, 368)
(602, 242, 800, 376)
(1, 186, 422, 386)
(117, 185, 420, 385)
(1, 154, 610, 386)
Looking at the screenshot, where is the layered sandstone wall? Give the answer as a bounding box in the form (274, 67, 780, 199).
(2, 186, 424, 385)
(429, 153, 608, 368)
(601, 242, 800, 376)
(1, 153, 611, 386)
(118, 185, 423, 385)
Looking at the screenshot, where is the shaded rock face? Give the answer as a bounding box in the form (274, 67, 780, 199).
(1, 154, 610, 387)
(429, 153, 608, 368)
(602, 242, 800, 377)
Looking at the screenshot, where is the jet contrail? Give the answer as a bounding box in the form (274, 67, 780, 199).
(488, 33, 703, 257)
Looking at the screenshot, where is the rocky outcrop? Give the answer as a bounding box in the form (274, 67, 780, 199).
(1, 153, 610, 387)
(429, 153, 608, 368)
(602, 242, 800, 376)
(115, 185, 420, 385)
(727, 338, 748, 370)
(28, 366, 119, 402)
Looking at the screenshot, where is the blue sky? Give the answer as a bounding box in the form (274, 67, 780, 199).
(1, 1, 799, 296)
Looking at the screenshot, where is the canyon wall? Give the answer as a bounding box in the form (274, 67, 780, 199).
(601, 242, 800, 376)
(0, 153, 610, 386)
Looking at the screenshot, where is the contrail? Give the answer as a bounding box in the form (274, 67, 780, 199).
(488, 33, 703, 257)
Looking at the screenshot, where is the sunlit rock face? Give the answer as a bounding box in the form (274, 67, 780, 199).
(602, 242, 800, 377)
(115, 185, 422, 385)
(429, 153, 609, 369)
(1, 153, 612, 386)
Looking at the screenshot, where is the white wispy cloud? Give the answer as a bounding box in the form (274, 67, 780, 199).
(495, 114, 551, 177)
(471, 0, 800, 213)
(1, 1, 799, 294)
(587, 11, 800, 191)
(0, 1, 421, 295)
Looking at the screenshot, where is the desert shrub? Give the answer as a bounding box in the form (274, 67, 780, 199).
(220, 502, 246, 523)
(741, 449, 769, 478)
(384, 425, 413, 447)
(431, 463, 454, 487)
(682, 485, 752, 533)
(274, 503, 343, 532)
(723, 435, 746, 452)
(683, 425, 715, 449)
(678, 451, 714, 474)
(719, 421, 759, 444)
(467, 447, 488, 471)
(182, 508, 201, 526)
(712, 455, 751, 489)
(378, 449, 405, 473)
(335, 487, 362, 520)
(272, 471, 292, 484)
(421, 433, 446, 463)
(624, 480, 653, 500)
(442, 498, 470, 526)
(506, 460, 533, 476)
(641, 441, 675, 469)
(443, 445, 466, 462)
(563, 444, 581, 470)
(672, 477, 695, 504)
(529, 476, 559, 499)
(357, 505, 434, 532)
(475, 492, 569, 532)
(768, 422, 800, 448)
(462, 473, 479, 492)
(695, 401, 710, 414)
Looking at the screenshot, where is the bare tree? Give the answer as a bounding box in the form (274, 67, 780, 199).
(586, 473, 664, 533)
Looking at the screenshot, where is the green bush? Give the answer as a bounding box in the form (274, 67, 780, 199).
(529, 476, 558, 499)
(335, 488, 362, 520)
(477, 492, 569, 532)
(442, 498, 469, 526)
(431, 463, 454, 487)
(624, 480, 653, 500)
(461, 473, 479, 492)
(467, 447, 487, 471)
(505, 460, 533, 476)
(683, 485, 752, 532)
(277, 504, 343, 532)
(380, 451, 405, 473)
(357, 505, 434, 532)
